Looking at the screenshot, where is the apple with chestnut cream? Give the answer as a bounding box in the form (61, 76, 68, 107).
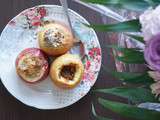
(50, 54, 84, 89)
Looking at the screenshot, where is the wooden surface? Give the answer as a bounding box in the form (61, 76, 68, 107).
(0, 0, 128, 120)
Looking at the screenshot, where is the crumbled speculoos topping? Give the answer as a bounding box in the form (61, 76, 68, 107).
(18, 55, 43, 78)
(44, 28, 65, 47)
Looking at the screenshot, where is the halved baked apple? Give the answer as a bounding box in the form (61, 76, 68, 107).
(50, 54, 84, 89)
(16, 48, 49, 83)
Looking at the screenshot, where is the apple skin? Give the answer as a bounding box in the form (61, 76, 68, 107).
(16, 48, 49, 83)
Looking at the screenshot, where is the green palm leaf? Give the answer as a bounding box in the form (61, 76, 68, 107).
(116, 55, 144, 64)
(107, 45, 145, 64)
(98, 98, 160, 120)
(123, 72, 154, 84)
(81, 0, 150, 11)
(92, 104, 113, 120)
(95, 87, 157, 103)
(126, 34, 145, 44)
(108, 71, 154, 84)
(87, 19, 141, 32)
(146, 0, 160, 7)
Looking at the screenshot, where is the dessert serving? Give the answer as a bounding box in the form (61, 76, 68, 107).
(15, 21, 84, 89)
(50, 54, 84, 89)
(38, 22, 74, 56)
(0, 5, 101, 109)
(15, 48, 49, 83)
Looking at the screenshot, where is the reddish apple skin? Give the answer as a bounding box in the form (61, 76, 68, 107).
(16, 48, 49, 83)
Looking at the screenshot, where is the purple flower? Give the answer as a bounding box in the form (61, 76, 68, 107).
(145, 33, 160, 71)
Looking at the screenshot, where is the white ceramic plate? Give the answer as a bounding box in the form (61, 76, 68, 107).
(0, 5, 101, 109)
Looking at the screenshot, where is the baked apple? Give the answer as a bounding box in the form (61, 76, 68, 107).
(16, 48, 49, 83)
(50, 54, 84, 89)
(38, 22, 74, 56)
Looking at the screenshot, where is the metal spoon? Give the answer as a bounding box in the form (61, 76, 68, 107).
(59, 0, 76, 39)
(59, 0, 85, 59)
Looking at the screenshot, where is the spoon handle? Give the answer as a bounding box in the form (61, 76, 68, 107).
(59, 0, 75, 38)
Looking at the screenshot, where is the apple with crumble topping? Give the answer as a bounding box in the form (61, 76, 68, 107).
(16, 48, 49, 83)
